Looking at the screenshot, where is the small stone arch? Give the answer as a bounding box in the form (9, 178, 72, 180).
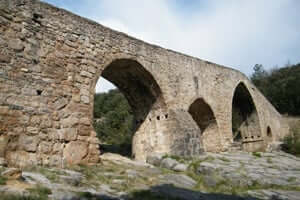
(266, 126, 273, 144)
(231, 82, 262, 150)
(93, 58, 167, 160)
(188, 98, 220, 152)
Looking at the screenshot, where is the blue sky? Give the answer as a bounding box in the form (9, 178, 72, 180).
(42, 0, 300, 92)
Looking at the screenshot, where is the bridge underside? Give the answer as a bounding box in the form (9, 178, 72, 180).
(0, 0, 289, 167)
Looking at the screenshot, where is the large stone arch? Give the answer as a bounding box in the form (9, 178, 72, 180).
(188, 98, 221, 152)
(93, 58, 168, 161)
(231, 82, 263, 151)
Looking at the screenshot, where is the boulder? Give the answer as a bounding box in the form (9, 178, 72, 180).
(160, 158, 178, 170)
(161, 174, 197, 189)
(196, 162, 218, 175)
(101, 153, 152, 167)
(146, 153, 164, 166)
(2, 168, 22, 180)
(173, 163, 188, 172)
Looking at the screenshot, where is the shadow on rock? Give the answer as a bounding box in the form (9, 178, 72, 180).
(67, 184, 277, 200)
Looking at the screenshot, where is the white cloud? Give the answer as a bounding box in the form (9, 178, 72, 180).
(96, 0, 299, 73)
(95, 77, 116, 93)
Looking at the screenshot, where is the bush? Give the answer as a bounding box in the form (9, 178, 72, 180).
(26, 185, 52, 200)
(0, 175, 7, 185)
(252, 152, 262, 158)
(282, 133, 300, 156)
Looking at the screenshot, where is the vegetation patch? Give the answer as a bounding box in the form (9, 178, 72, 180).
(219, 157, 230, 162)
(26, 185, 51, 200)
(0, 175, 7, 185)
(252, 152, 262, 158)
(24, 166, 67, 183)
(282, 127, 300, 157)
(250, 63, 300, 115)
(162, 154, 190, 164)
(0, 194, 45, 200)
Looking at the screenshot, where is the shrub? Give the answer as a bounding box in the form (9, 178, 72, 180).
(282, 132, 300, 156)
(1, 194, 45, 200)
(252, 152, 261, 158)
(0, 175, 7, 185)
(26, 185, 52, 200)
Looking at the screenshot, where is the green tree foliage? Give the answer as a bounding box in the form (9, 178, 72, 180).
(250, 63, 300, 116)
(250, 63, 300, 156)
(93, 89, 134, 156)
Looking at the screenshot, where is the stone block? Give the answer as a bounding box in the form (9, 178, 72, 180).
(27, 126, 39, 135)
(19, 135, 39, 152)
(59, 128, 77, 141)
(80, 71, 92, 78)
(38, 141, 52, 154)
(80, 95, 89, 104)
(8, 39, 24, 52)
(63, 141, 88, 165)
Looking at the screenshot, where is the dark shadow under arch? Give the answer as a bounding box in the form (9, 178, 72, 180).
(100, 59, 165, 121)
(232, 82, 262, 146)
(188, 98, 220, 152)
(188, 98, 217, 133)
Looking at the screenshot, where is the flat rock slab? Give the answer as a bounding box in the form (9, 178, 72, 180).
(160, 174, 197, 189)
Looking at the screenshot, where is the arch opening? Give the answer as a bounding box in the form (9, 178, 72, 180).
(93, 59, 165, 158)
(267, 126, 272, 138)
(188, 98, 219, 152)
(232, 82, 262, 149)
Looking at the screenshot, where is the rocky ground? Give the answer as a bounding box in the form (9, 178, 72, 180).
(0, 151, 300, 200)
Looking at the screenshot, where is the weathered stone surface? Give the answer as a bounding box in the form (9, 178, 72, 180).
(63, 141, 88, 165)
(8, 39, 24, 52)
(0, 152, 299, 200)
(0, 136, 8, 157)
(160, 158, 179, 170)
(0, 157, 7, 166)
(38, 141, 52, 154)
(161, 174, 197, 189)
(173, 163, 188, 172)
(0, 0, 289, 167)
(58, 128, 77, 141)
(0, 53, 11, 63)
(18, 135, 39, 152)
(146, 153, 164, 166)
(101, 153, 152, 168)
(2, 168, 22, 180)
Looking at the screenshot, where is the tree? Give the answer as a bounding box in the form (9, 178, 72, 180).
(250, 63, 300, 116)
(93, 89, 134, 156)
(250, 64, 268, 94)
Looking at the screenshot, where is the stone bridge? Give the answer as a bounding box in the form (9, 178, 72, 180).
(0, 0, 289, 167)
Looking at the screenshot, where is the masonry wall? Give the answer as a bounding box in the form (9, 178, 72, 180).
(0, 0, 289, 167)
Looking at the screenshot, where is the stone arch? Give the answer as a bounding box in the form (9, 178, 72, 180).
(231, 82, 262, 150)
(267, 126, 272, 138)
(266, 126, 273, 143)
(188, 98, 220, 152)
(93, 58, 167, 160)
